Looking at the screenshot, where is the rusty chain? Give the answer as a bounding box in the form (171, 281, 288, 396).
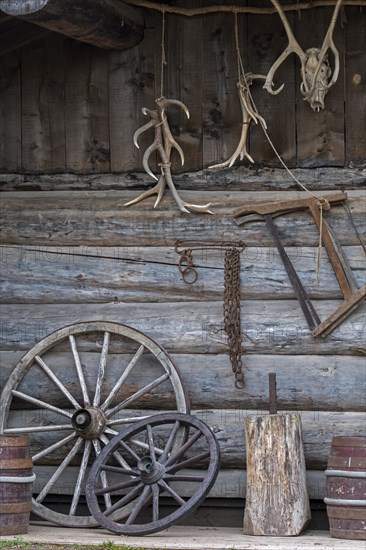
(175, 240, 246, 388)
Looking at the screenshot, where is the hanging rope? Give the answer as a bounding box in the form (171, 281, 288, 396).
(159, 10, 167, 99)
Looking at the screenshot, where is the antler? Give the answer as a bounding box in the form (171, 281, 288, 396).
(209, 74, 267, 171)
(264, 0, 343, 111)
(126, 98, 213, 214)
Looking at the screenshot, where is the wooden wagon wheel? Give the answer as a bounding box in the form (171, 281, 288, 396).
(0, 321, 189, 527)
(86, 412, 221, 535)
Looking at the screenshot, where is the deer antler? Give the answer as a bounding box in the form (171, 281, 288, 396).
(208, 74, 267, 171)
(126, 98, 213, 214)
(264, 0, 343, 111)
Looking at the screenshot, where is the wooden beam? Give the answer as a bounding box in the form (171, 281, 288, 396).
(0, 0, 144, 50)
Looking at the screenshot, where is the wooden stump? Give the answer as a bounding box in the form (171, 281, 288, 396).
(243, 412, 311, 536)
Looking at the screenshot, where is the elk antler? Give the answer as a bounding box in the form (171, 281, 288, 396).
(126, 98, 213, 214)
(208, 74, 267, 171)
(264, 0, 343, 111)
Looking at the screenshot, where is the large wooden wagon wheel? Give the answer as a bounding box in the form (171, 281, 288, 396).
(0, 321, 189, 527)
(86, 412, 221, 535)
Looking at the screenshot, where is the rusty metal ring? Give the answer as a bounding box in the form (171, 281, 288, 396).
(181, 267, 198, 285)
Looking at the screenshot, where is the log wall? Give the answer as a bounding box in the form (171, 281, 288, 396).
(0, 2, 365, 507)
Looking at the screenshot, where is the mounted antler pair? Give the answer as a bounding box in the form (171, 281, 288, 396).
(265, 0, 343, 112)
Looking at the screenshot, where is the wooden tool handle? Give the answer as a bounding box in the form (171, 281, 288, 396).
(233, 192, 348, 220)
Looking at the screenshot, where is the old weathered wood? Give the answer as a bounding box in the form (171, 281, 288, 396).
(295, 6, 345, 167)
(0, 190, 364, 246)
(64, 41, 110, 173)
(345, 8, 366, 165)
(21, 35, 65, 174)
(0, 0, 144, 51)
(0, 300, 365, 354)
(1, 245, 364, 303)
(0, 51, 21, 173)
(243, 413, 311, 535)
(247, 1, 296, 167)
(30, 466, 326, 500)
(1, 167, 364, 191)
(1, 352, 365, 413)
(5, 408, 365, 469)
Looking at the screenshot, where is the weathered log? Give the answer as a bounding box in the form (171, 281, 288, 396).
(1, 352, 365, 413)
(0, 0, 144, 50)
(0, 301, 364, 354)
(1, 167, 365, 192)
(0, 190, 364, 247)
(1, 245, 364, 303)
(5, 409, 366, 469)
(30, 466, 325, 500)
(243, 413, 311, 536)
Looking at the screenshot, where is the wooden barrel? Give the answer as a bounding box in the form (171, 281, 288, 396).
(325, 436, 366, 540)
(0, 435, 34, 536)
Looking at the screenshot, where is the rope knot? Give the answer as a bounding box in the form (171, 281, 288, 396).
(316, 198, 330, 211)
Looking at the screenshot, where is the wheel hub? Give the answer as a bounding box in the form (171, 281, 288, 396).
(71, 407, 107, 439)
(137, 455, 165, 484)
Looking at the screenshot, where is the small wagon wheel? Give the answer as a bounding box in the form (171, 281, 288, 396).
(86, 412, 221, 536)
(0, 321, 189, 527)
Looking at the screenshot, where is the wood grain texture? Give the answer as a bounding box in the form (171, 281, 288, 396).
(247, 1, 296, 167)
(0, 190, 364, 246)
(345, 7, 366, 165)
(0, 51, 21, 173)
(2, 351, 364, 412)
(0, 301, 364, 354)
(202, 7, 242, 168)
(64, 40, 110, 173)
(295, 6, 345, 167)
(21, 36, 66, 174)
(244, 413, 310, 535)
(1, 166, 365, 192)
(108, 18, 156, 173)
(5, 408, 366, 469)
(1, 245, 364, 303)
(30, 466, 326, 500)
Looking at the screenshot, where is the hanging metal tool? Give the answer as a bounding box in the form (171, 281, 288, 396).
(175, 240, 246, 388)
(233, 192, 366, 338)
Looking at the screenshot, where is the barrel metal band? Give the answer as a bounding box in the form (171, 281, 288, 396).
(324, 497, 366, 506)
(0, 473, 36, 483)
(325, 469, 366, 478)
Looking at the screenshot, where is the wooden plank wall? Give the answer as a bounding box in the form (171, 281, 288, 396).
(0, 2, 365, 507)
(1, 5, 366, 174)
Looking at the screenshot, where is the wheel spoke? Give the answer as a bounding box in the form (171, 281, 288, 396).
(101, 345, 145, 412)
(152, 483, 160, 522)
(4, 424, 72, 434)
(165, 430, 203, 467)
(101, 464, 139, 477)
(92, 439, 111, 509)
(117, 440, 141, 463)
(166, 451, 211, 474)
(163, 474, 205, 482)
(104, 482, 144, 517)
(106, 373, 169, 418)
(99, 434, 131, 470)
(93, 332, 110, 407)
(70, 440, 91, 516)
(158, 479, 185, 506)
(32, 432, 77, 463)
(125, 485, 151, 526)
(146, 424, 155, 461)
(107, 415, 150, 427)
(34, 355, 81, 410)
(35, 437, 84, 503)
(96, 477, 140, 496)
(159, 420, 180, 463)
(130, 437, 164, 457)
(11, 390, 73, 418)
(69, 335, 90, 406)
